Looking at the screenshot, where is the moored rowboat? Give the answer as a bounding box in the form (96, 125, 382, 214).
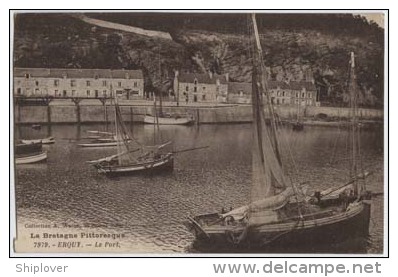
(144, 114, 194, 125)
(15, 151, 47, 164)
(21, 136, 55, 145)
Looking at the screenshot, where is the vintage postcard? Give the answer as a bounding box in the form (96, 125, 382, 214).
(10, 10, 387, 255)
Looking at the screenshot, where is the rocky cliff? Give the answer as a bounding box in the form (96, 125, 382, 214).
(13, 13, 384, 107)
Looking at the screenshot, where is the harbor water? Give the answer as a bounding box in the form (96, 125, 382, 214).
(14, 123, 384, 254)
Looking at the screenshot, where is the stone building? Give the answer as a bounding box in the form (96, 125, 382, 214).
(173, 71, 228, 103)
(227, 80, 318, 106)
(13, 68, 144, 99)
(270, 80, 317, 106)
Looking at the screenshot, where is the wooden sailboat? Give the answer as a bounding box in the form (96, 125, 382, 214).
(78, 103, 121, 147)
(144, 113, 194, 125)
(77, 132, 123, 148)
(144, 46, 194, 125)
(144, 101, 194, 125)
(88, 90, 174, 175)
(185, 14, 371, 249)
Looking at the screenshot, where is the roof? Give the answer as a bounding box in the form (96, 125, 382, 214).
(228, 80, 316, 94)
(14, 68, 143, 79)
(178, 73, 228, 85)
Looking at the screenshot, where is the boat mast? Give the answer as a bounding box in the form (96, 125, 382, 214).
(112, 84, 122, 165)
(297, 92, 300, 123)
(158, 45, 163, 116)
(251, 14, 282, 165)
(349, 52, 359, 195)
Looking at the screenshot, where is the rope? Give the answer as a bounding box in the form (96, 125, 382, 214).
(261, 216, 304, 246)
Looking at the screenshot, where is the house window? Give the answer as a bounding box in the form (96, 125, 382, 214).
(308, 92, 312, 98)
(296, 92, 299, 98)
(102, 80, 107, 87)
(282, 99, 285, 104)
(94, 75, 99, 80)
(202, 95, 206, 100)
(87, 90, 90, 96)
(63, 90, 67, 97)
(54, 80, 59, 86)
(35, 81, 39, 86)
(55, 89, 58, 96)
(95, 90, 99, 98)
(86, 81, 91, 86)
(185, 86, 189, 92)
(194, 79, 198, 85)
(24, 73, 30, 79)
(134, 82, 137, 88)
(35, 88, 40, 95)
(72, 90, 76, 96)
(282, 91, 285, 96)
(117, 82, 122, 87)
(17, 88, 22, 95)
(103, 90, 107, 96)
(203, 87, 206, 91)
(71, 80, 76, 87)
(194, 87, 197, 92)
(302, 92, 305, 98)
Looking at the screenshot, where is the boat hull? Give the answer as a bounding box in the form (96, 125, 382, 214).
(78, 142, 118, 147)
(94, 153, 174, 176)
(15, 151, 47, 164)
(292, 122, 304, 131)
(186, 202, 370, 249)
(144, 115, 194, 125)
(21, 137, 55, 145)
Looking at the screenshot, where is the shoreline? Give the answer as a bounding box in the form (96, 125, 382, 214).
(14, 102, 384, 127)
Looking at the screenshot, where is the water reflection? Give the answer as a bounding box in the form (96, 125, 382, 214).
(14, 123, 384, 253)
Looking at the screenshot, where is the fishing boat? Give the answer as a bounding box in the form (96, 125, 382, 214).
(185, 14, 371, 249)
(78, 130, 123, 147)
(21, 136, 55, 145)
(144, 113, 194, 125)
(88, 88, 174, 175)
(144, 46, 194, 126)
(86, 130, 115, 139)
(15, 142, 47, 164)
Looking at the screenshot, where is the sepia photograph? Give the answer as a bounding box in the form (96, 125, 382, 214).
(10, 10, 387, 255)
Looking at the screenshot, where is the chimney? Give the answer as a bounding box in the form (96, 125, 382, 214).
(209, 70, 213, 79)
(225, 73, 229, 82)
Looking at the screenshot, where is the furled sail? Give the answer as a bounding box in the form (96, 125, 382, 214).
(250, 13, 291, 203)
(222, 14, 293, 224)
(113, 95, 143, 165)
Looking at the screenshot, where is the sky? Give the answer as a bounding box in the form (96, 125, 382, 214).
(358, 13, 385, 28)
